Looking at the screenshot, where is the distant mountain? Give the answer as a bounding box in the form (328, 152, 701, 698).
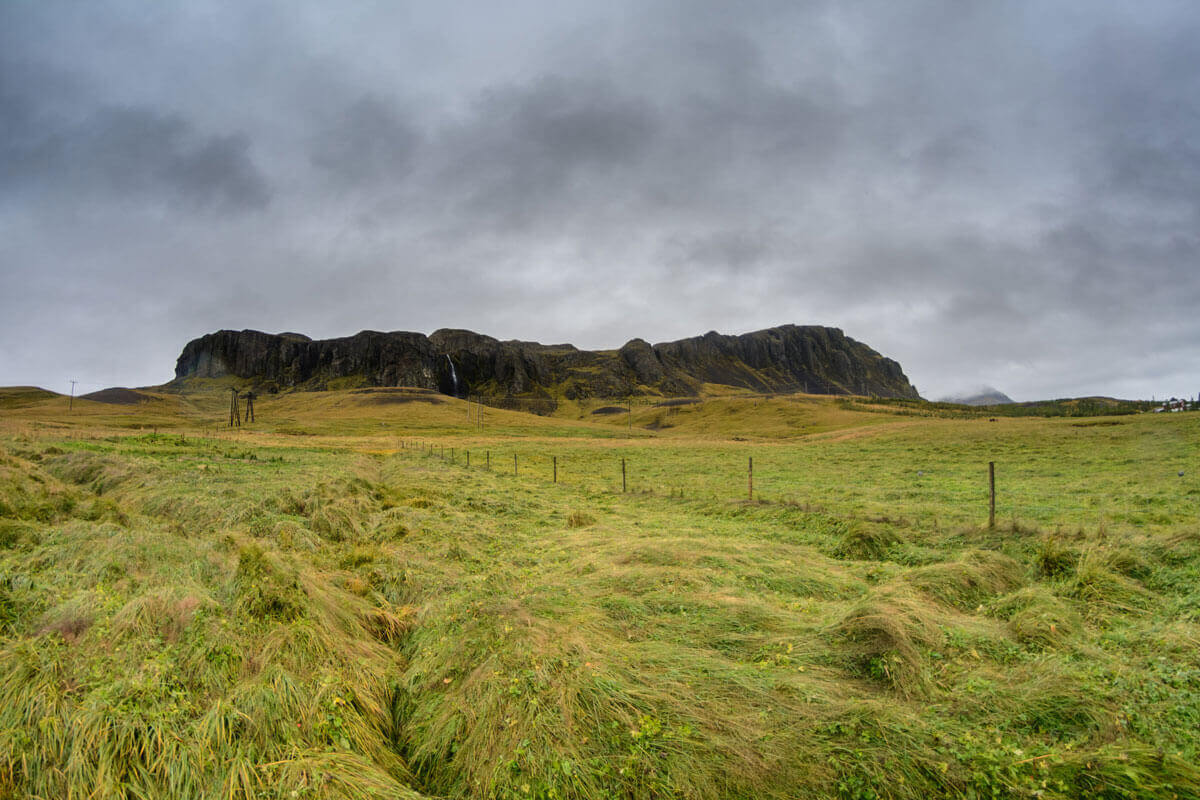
(173, 324, 920, 407)
(939, 386, 1014, 406)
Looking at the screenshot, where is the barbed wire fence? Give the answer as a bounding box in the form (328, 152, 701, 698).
(392, 436, 1197, 531)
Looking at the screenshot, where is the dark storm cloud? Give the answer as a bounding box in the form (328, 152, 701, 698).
(433, 77, 659, 231)
(2, 1, 1199, 401)
(71, 107, 271, 212)
(662, 225, 799, 277)
(310, 96, 421, 187)
(0, 66, 270, 213)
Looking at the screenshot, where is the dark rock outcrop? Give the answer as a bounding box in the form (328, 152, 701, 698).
(618, 339, 665, 386)
(173, 324, 919, 403)
(174, 329, 438, 391)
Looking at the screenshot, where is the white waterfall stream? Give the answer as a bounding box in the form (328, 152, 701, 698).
(445, 354, 459, 396)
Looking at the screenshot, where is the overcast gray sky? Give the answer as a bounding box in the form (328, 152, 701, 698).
(2, 1, 1197, 401)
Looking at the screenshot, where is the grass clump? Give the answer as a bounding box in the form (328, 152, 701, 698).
(310, 501, 362, 542)
(1009, 667, 1111, 737)
(36, 592, 98, 642)
(904, 549, 1024, 610)
(832, 518, 903, 560)
(566, 510, 596, 528)
(45, 450, 135, 495)
(0, 578, 18, 633)
(0, 454, 75, 522)
(988, 586, 1082, 649)
(1049, 745, 1200, 799)
(234, 544, 307, 622)
(1068, 548, 1152, 617)
(112, 586, 214, 643)
(373, 508, 411, 540)
(835, 586, 942, 697)
(1036, 534, 1078, 577)
(0, 519, 36, 550)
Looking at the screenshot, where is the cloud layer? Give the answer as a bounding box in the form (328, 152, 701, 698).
(2, 1, 1198, 400)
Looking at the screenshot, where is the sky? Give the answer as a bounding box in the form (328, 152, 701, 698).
(2, 1, 1198, 402)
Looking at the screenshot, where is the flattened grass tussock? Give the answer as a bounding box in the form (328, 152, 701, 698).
(235, 544, 308, 622)
(835, 586, 943, 698)
(904, 549, 1024, 610)
(566, 510, 596, 528)
(987, 586, 1082, 649)
(45, 450, 137, 495)
(832, 518, 904, 561)
(1036, 534, 1078, 577)
(1069, 547, 1153, 617)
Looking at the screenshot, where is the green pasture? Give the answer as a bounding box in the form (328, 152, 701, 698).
(397, 412, 1197, 533)
(0, 388, 1198, 799)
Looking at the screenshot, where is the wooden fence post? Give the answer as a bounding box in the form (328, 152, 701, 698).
(553, 456, 557, 483)
(988, 461, 996, 529)
(748, 456, 754, 501)
(622, 458, 627, 493)
(486, 451, 490, 470)
(466, 450, 470, 467)
(514, 454, 518, 476)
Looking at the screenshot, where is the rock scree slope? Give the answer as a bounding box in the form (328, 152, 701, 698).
(173, 324, 919, 402)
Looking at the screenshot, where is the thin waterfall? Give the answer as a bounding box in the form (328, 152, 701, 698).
(445, 354, 459, 396)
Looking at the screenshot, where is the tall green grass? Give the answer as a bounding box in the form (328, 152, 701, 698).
(0, 396, 1198, 799)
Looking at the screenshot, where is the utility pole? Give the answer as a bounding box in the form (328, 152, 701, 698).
(243, 391, 255, 423)
(69, 380, 77, 412)
(229, 387, 241, 427)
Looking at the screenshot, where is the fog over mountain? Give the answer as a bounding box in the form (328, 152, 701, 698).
(2, 2, 1198, 401)
(939, 387, 1016, 406)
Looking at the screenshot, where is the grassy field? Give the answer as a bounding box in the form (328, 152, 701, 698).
(1, 386, 1198, 799)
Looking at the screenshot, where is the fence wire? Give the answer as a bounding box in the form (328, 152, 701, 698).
(395, 437, 1198, 531)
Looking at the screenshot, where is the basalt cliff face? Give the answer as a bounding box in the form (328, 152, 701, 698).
(173, 325, 919, 403)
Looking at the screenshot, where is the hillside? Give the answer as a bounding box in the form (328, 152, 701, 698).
(173, 324, 919, 405)
(0, 386, 61, 409)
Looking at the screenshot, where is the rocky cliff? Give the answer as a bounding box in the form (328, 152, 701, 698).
(173, 324, 919, 403)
